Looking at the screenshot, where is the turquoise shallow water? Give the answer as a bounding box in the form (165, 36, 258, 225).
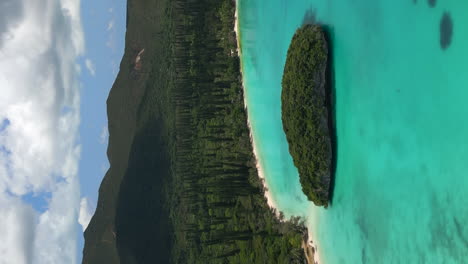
(238, 0, 468, 263)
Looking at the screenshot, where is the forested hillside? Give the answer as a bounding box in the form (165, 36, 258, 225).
(82, 0, 167, 262)
(83, 0, 308, 263)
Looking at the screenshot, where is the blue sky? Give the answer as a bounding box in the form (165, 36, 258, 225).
(79, 0, 125, 204)
(76, 0, 126, 262)
(0, 0, 125, 263)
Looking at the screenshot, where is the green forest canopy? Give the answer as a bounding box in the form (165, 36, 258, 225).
(281, 24, 333, 207)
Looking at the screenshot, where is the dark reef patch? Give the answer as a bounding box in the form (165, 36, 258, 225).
(427, 0, 436, 7)
(453, 217, 468, 248)
(440, 12, 453, 50)
(361, 248, 367, 264)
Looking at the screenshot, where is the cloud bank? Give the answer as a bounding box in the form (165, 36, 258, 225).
(0, 0, 84, 263)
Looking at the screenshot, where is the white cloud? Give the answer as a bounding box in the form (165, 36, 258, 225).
(0, 0, 84, 263)
(34, 178, 80, 264)
(106, 8, 117, 52)
(85, 58, 95, 76)
(99, 125, 109, 144)
(78, 197, 94, 231)
(106, 19, 114, 31)
(0, 195, 36, 264)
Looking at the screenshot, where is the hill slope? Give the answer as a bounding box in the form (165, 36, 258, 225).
(82, 0, 167, 262)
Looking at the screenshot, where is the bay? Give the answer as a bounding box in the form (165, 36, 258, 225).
(238, 0, 468, 263)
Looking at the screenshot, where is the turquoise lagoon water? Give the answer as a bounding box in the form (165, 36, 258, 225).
(238, 0, 468, 263)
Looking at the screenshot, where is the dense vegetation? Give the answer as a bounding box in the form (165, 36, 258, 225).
(281, 25, 332, 207)
(83, 0, 309, 263)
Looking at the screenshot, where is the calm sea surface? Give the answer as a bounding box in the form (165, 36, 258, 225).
(238, 0, 468, 263)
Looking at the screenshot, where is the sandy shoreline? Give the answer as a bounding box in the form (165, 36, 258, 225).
(234, 4, 321, 264)
(234, 3, 280, 214)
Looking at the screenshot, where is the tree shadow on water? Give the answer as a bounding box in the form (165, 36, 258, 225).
(302, 9, 317, 26)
